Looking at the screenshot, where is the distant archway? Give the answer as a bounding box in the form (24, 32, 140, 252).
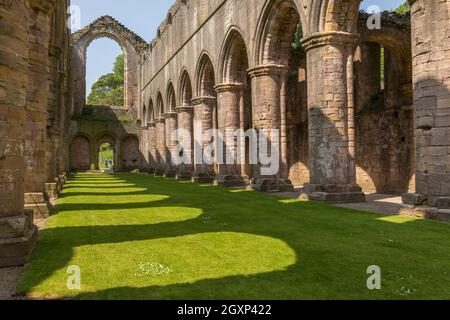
(122, 135, 141, 171)
(71, 16, 148, 114)
(70, 135, 91, 171)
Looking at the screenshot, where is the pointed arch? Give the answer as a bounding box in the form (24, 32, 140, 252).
(166, 81, 177, 112)
(194, 51, 216, 98)
(147, 98, 155, 123)
(156, 92, 164, 118)
(179, 69, 193, 107)
(254, 0, 301, 66)
(219, 27, 250, 84)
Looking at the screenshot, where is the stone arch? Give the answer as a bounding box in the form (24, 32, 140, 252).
(179, 69, 193, 107)
(219, 27, 250, 84)
(70, 134, 92, 171)
(254, 0, 302, 67)
(147, 98, 155, 124)
(166, 81, 177, 113)
(195, 52, 216, 98)
(156, 91, 165, 118)
(95, 132, 117, 170)
(142, 104, 147, 126)
(308, 0, 361, 34)
(121, 135, 141, 171)
(71, 16, 148, 114)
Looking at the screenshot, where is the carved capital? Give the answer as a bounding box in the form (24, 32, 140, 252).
(214, 83, 246, 94)
(301, 32, 359, 51)
(247, 65, 288, 79)
(155, 117, 165, 124)
(163, 112, 177, 119)
(191, 97, 217, 106)
(176, 106, 194, 113)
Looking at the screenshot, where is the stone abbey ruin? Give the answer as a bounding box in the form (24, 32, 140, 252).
(1, 0, 450, 267)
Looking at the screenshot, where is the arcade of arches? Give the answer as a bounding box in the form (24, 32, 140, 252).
(0, 0, 449, 267)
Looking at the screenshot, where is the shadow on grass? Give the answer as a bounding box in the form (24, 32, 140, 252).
(18, 173, 450, 300)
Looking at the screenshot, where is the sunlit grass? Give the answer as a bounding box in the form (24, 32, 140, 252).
(18, 173, 450, 300)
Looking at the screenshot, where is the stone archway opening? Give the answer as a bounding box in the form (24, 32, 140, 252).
(98, 142, 115, 171)
(95, 134, 116, 171)
(122, 135, 141, 171)
(252, 0, 307, 190)
(70, 135, 91, 171)
(86, 38, 125, 108)
(71, 16, 148, 115)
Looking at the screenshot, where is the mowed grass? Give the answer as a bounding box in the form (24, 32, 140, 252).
(18, 173, 450, 300)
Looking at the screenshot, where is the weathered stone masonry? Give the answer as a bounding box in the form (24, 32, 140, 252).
(0, 0, 70, 267)
(137, 0, 442, 204)
(1, 0, 450, 267)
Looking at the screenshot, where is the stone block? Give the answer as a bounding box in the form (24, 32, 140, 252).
(24, 192, 46, 205)
(437, 197, 450, 209)
(402, 193, 427, 205)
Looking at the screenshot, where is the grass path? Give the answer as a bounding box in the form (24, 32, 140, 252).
(18, 173, 450, 299)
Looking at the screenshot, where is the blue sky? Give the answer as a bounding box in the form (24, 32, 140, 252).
(71, 0, 405, 95)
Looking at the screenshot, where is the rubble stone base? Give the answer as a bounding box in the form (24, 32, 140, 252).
(251, 177, 295, 193)
(0, 210, 38, 268)
(301, 183, 366, 203)
(214, 175, 247, 188)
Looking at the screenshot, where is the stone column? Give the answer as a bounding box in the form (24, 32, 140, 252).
(247, 65, 294, 192)
(192, 97, 216, 183)
(164, 112, 178, 178)
(401, 0, 450, 221)
(176, 106, 194, 180)
(23, 2, 54, 218)
(0, 0, 38, 267)
(300, 32, 365, 203)
(148, 122, 157, 173)
(154, 118, 166, 176)
(141, 126, 149, 171)
(214, 84, 246, 187)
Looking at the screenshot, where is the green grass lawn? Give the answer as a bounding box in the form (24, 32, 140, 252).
(18, 173, 450, 300)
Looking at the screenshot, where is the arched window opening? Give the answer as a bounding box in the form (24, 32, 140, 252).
(86, 38, 125, 107)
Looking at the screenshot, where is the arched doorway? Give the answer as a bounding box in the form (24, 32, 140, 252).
(95, 134, 116, 171)
(98, 142, 115, 171)
(122, 135, 141, 171)
(70, 135, 91, 171)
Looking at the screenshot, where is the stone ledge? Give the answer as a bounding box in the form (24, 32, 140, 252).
(250, 177, 294, 193)
(0, 225, 38, 268)
(214, 175, 247, 188)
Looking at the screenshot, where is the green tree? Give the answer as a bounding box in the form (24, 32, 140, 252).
(87, 54, 124, 106)
(395, 2, 410, 14)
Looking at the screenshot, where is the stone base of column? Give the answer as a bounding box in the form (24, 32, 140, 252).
(400, 194, 450, 221)
(0, 209, 38, 268)
(154, 168, 165, 176)
(24, 193, 52, 220)
(176, 170, 193, 181)
(214, 175, 247, 188)
(45, 182, 59, 201)
(301, 183, 366, 203)
(192, 173, 215, 184)
(164, 169, 177, 179)
(250, 177, 294, 193)
(147, 168, 156, 174)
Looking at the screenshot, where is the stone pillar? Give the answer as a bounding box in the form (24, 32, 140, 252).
(148, 122, 157, 173)
(192, 97, 216, 183)
(154, 118, 166, 176)
(300, 32, 365, 203)
(214, 84, 246, 187)
(248, 65, 294, 192)
(0, 0, 38, 267)
(164, 112, 178, 178)
(401, 0, 450, 221)
(24, 2, 54, 218)
(141, 125, 149, 170)
(176, 106, 194, 180)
